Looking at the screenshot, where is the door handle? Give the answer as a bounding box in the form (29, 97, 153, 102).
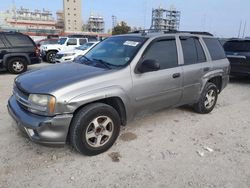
(203, 67, 210, 72)
(172, 73, 181, 78)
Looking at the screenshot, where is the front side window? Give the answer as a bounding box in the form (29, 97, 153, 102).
(203, 38, 226, 60)
(143, 38, 178, 70)
(67, 39, 77, 45)
(181, 37, 206, 65)
(79, 38, 87, 45)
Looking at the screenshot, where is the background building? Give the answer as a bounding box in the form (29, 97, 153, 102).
(151, 5, 181, 31)
(56, 11, 64, 30)
(0, 6, 60, 35)
(63, 0, 82, 33)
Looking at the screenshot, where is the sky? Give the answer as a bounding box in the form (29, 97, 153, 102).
(1, 0, 249, 38)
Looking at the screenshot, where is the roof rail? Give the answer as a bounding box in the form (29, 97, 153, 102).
(130, 29, 213, 36)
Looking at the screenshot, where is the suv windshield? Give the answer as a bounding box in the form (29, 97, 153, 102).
(78, 36, 147, 68)
(58, 38, 67, 45)
(76, 43, 95, 51)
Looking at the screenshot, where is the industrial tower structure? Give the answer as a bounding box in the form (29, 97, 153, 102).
(63, 0, 82, 32)
(151, 6, 180, 31)
(86, 15, 105, 33)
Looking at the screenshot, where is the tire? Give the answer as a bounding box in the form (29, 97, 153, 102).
(194, 82, 218, 114)
(70, 103, 121, 156)
(7, 57, 27, 74)
(46, 51, 56, 63)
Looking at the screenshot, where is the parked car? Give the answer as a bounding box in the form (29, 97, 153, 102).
(55, 41, 99, 63)
(8, 31, 230, 155)
(40, 35, 98, 63)
(223, 38, 250, 76)
(0, 32, 40, 74)
(36, 38, 58, 49)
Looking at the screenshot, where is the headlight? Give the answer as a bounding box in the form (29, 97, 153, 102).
(63, 53, 75, 57)
(28, 94, 56, 116)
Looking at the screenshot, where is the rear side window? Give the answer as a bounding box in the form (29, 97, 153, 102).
(223, 41, 250, 52)
(5, 34, 34, 47)
(180, 37, 206, 65)
(203, 38, 226, 60)
(143, 38, 178, 70)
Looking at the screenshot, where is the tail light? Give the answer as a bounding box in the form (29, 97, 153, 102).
(35, 47, 40, 57)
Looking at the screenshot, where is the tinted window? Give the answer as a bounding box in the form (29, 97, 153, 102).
(67, 39, 77, 45)
(5, 34, 33, 47)
(203, 38, 226, 60)
(181, 37, 196, 65)
(195, 39, 206, 63)
(58, 38, 67, 45)
(79, 38, 87, 45)
(143, 39, 178, 70)
(223, 41, 250, 52)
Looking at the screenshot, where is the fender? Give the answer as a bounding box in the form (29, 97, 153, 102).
(200, 69, 223, 93)
(3, 53, 30, 67)
(66, 86, 134, 121)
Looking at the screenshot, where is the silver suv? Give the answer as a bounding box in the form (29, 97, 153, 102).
(8, 31, 230, 155)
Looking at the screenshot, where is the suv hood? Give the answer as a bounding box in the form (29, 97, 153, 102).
(57, 49, 83, 55)
(15, 63, 111, 94)
(42, 44, 62, 50)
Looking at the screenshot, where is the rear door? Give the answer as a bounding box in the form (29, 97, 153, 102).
(179, 36, 207, 104)
(223, 40, 250, 75)
(131, 37, 183, 114)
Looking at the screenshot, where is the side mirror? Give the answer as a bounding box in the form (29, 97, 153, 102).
(137, 59, 160, 73)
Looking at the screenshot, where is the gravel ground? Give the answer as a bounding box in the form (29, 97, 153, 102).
(0, 63, 250, 188)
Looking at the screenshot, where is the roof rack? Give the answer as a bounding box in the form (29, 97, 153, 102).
(130, 29, 213, 36)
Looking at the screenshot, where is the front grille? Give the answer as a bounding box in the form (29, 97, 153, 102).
(13, 85, 30, 111)
(55, 54, 64, 59)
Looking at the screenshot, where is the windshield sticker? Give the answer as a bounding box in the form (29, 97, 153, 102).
(123, 41, 139, 47)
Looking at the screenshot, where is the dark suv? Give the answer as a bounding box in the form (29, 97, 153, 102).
(0, 32, 40, 74)
(223, 39, 250, 76)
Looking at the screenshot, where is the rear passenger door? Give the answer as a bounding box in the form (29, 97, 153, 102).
(132, 37, 183, 114)
(179, 36, 207, 104)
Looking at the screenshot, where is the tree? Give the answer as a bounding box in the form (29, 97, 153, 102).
(112, 21, 131, 35)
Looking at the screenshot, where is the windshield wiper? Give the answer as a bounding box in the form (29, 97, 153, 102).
(92, 58, 112, 70)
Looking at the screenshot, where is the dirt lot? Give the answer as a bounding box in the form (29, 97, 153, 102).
(0, 63, 250, 188)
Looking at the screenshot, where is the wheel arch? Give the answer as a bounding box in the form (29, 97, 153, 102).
(3, 54, 30, 67)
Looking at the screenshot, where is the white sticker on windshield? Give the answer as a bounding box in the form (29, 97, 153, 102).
(123, 41, 139, 47)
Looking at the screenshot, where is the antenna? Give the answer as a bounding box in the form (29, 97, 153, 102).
(238, 20, 242, 38)
(242, 21, 247, 38)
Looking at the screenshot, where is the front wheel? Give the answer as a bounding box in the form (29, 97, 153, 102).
(46, 51, 56, 63)
(70, 103, 121, 156)
(194, 82, 218, 114)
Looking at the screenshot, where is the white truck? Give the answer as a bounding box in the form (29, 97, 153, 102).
(40, 35, 98, 63)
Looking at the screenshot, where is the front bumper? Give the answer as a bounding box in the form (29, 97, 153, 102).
(55, 56, 74, 63)
(7, 95, 73, 145)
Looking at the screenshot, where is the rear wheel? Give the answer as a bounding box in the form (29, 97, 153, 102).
(46, 51, 57, 63)
(194, 82, 218, 114)
(7, 57, 27, 74)
(70, 103, 121, 156)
